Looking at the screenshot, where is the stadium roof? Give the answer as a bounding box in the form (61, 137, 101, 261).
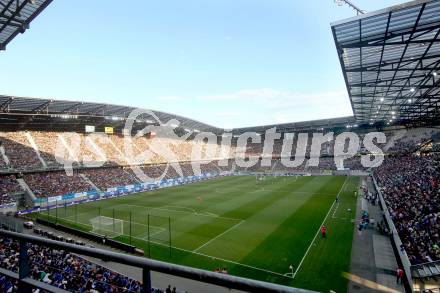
(0, 0, 52, 50)
(0, 95, 365, 135)
(332, 0, 440, 126)
(0, 95, 219, 133)
(233, 116, 357, 135)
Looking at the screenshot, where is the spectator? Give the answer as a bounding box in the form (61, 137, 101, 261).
(0, 237, 183, 292)
(396, 268, 404, 284)
(374, 154, 440, 264)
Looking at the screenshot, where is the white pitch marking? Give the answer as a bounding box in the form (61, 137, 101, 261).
(193, 220, 245, 252)
(162, 205, 196, 213)
(137, 237, 292, 279)
(119, 204, 241, 221)
(331, 202, 340, 219)
(292, 176, 350, 279)
(138, 226, 167, 239)
(199, 211, 219, 217)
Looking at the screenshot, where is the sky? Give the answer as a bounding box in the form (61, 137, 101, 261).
(0, 0, 406, 129)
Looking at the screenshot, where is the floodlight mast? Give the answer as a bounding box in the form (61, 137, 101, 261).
(334, 0, 365, 15)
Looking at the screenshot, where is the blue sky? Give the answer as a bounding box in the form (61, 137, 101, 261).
(1, 0, 405, 128)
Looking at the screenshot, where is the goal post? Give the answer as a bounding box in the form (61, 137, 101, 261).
(255, 174, 265, 182)
(90, 216, 123, 238)
(89, 211, 172, 258)
(146, 213, 172, 258)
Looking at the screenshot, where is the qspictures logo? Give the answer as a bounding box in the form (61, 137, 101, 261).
(55, 108, 386, 180)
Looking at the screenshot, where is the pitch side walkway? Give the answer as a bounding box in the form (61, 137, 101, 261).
(348, 177, 405, 293)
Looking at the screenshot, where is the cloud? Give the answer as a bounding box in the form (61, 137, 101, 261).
(200, 88, 351, 113)
(149, 87, 353, 128)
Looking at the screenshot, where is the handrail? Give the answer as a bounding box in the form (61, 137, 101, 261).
(411, 260, 440, 279)
(0, 267, 70, 293)
(411, 260, 440, 268)
(0, 229, 316, 293)
(421, 288, 440, 293)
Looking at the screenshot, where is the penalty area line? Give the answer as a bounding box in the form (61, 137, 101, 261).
(139, 237, 292, 279)
(193, 220, 245, 252)
(118, 204, 242, 221)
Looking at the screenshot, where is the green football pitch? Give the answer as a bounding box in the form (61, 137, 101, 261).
(37, 175, 360, 292)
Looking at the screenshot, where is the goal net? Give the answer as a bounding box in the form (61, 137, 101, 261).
(90, 216, 123, 238)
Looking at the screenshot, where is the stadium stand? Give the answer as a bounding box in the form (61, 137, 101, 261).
(23, 171, 95, 198)
(374, 155, 440, 265)
(1, 0, 440, 292)
(1, 161, 223, 199)
(1, 97, 438, 292)
(81, 168, 139, 191)
(0, 126, 436, 200)
(0, 132, 44, 170)
(0, 235, 192, 293)
(386, 128, 440, 153)
(0, 131, 230, 171)
(30, 131, 65, 168)
(0, 175, 22, 205)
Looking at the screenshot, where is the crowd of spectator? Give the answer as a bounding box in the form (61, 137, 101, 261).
(15, 162, 222, 198)
(82, 168, 139, 190)
(0, 175, 22, 205)
(374, 155, 440, 264)
(0, 132, 44, 170)
(2, 128, 440, 290)
(23, 171, 95, 198)
(0, 274, 17, 292)
(30, 131, 64, 168)
(387, 128, 440, 153)
(430, 143, 440, 153)
(0, 237, 141, 292)
(0, 237, 184, 292)
(0, 131, 232, 171)
(1, 128, 439, 172)
(0, 145, 8, 170)
(0, 129, 436, 202)
(244, 156, 366, 174)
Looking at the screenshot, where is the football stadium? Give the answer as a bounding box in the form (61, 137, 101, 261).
(0, 0, 439, 293)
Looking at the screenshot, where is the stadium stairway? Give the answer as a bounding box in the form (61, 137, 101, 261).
(270, 160, 279, 172)
(79, 174, 102, 191)
(384, 129, 407, 152)
(16, 178, 37, 201)
(212, 160, 224, 173)
(0, 144, 10, 167)
(108, 138, 129, 163)
(24, 132, 48, 168)
(348, 177, 405, 293)
(123, 169, 141, 183)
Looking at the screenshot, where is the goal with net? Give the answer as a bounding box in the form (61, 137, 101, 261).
(90, 216, 124, 238)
